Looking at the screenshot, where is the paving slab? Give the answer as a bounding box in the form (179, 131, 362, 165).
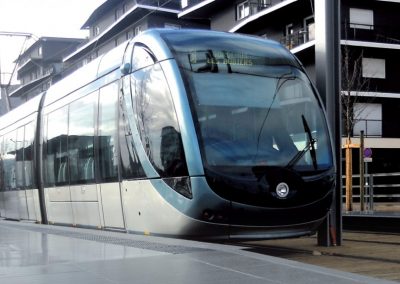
(0, 219, 396, 284)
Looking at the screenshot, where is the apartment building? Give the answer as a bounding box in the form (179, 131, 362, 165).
(63, 0, 207, 75)
(9, 37, 83, 103)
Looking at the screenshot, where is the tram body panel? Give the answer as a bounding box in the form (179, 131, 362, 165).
(29, 188, 41, 222)
(3, 191, 20, 220)
(45, 186, 74, 224)
(121, 179, 229, 237)
(0, 192, 4, 216)
(99, 182, 125, 229)
(18, 190, 29, 220)
(70, 184, 102, 228)
(71, 202, 102, 228)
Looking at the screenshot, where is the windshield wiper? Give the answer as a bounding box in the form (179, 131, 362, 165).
(286, 115, 318, 169)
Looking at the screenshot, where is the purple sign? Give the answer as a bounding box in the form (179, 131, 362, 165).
(364, 148, 372, 158)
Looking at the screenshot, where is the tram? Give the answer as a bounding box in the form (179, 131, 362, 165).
(0, 29, 334, 239)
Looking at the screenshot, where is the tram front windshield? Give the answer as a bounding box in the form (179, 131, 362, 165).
(163, 31, 333, 174)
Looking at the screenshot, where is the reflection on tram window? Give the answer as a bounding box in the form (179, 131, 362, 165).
(132, 64, 188, 177)
(24, 122, 35, 189)
(99, 83, 118, 181)
(131, 45, 155, 71)
(3, 130, 17, 190)
(45, 106, 68, 186)
(68, 93, 96, 184)
(119, 100, 146, 179)
(15, 127, 25, 188)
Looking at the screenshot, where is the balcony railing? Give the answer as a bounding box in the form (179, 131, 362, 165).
(238, 0, 272, 19)
(182, 0, 272, 14)
(343, 22, 400, 44)
(280, 29, 314, 50)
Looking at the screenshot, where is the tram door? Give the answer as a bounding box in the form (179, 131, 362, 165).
(98, 82, 125, 229)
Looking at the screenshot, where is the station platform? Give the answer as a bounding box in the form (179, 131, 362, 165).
(0, 219, 396, 284)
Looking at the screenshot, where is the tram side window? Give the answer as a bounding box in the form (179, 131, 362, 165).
(0, 136, 3, 191)
(132, 63, 188, 177)
(24, 122, 36, 189)
(15, 127, 25, 188)
(131, 45, 155, 72)
(98, 83, 118, 182)
(45, 106, 69, 186)
(4, 130, 17, 190)
(119, 98, 146, 179)
(68, 93, 96, 184)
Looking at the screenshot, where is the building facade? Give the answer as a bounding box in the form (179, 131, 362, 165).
(180, 0, 400, 173)
(63, 0, 207, 75)
(9, 37, 83, 103)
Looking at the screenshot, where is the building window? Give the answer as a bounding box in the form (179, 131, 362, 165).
(164, 23, 181, 29)
(115, 6, 124, 20)
(181, 0, 188, 8)
(304, 16, 315, 42)
(362, 58, 385, 79)
(126, 29, 134, 40)
(237, 1, 250, 20)
(284, 23, 294, 49)
(259, 0, 271, 8)
(135, 26, 143, 36)
(93, 26, 100, 37)
(350, 8, 374, 30)
(38, 46, 42, 56)
(353, 103, 382, 137)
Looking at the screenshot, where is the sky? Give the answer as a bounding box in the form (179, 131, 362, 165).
(0, 0, 105, 84)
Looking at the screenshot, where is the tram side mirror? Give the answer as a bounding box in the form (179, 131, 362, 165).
(120, 63, 131, 75)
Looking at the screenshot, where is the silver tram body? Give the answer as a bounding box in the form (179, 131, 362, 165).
(0, 29, 334, 239)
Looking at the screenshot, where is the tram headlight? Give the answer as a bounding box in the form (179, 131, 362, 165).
(163, 177, 192, 199)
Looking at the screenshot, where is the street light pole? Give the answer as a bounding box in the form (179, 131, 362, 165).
(315, 0, 342, 246)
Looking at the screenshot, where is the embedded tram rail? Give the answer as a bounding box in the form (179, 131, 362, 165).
(0, 219, 397, 284)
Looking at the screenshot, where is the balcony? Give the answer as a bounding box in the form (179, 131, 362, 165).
(137, 0, 181, 10)
(236, 0, 272, 21)
(179, 0, 233, 18)
(343, 22, 400, 45)
(280, 27, 314, 51)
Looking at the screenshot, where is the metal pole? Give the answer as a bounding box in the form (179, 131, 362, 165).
(315, 0, 342, 246)
(360, 131, 365, 211)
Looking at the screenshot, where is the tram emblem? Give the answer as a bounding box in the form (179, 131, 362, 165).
(276, 182, 290, 199)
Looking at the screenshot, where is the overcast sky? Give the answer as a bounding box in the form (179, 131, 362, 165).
(0, 0, 105, 84)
